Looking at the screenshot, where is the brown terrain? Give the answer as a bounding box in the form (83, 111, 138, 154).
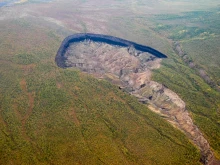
(0, 0, 219, 164)
(64, 40, 215, 164)
(19, 78, 35, 141)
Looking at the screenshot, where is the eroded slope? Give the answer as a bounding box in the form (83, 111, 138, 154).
(63, 40, 214, 164)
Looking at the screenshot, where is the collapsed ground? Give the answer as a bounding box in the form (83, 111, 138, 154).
(61, 39, 214, 164)
(0, 0, 220, 164)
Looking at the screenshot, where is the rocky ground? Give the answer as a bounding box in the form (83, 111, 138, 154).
(64, 40, 215, 164)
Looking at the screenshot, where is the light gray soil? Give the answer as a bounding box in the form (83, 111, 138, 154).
(64, 40, 214, 165)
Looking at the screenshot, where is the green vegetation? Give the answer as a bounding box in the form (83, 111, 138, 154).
(0, 19, 201, 164)
(182, 37, 220, 86)
(152, 54, 220, 159)
(150, 7, 220, 159)
(13, 53, 40, 65)
(153, 9, 220, 40)
(1, 0, 220, 164)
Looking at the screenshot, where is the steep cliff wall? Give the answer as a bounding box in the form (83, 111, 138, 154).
(55, 33, 167, 68)
(55, 35, 214, 165)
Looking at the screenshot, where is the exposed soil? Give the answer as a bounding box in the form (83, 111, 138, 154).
(56, 82, 63, 89)
(55, 33, 167, 68)
(57, 38, 217, 164)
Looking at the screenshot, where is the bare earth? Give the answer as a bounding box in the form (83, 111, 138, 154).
(65, 40, 215, 164)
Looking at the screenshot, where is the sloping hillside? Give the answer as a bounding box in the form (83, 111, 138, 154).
(0, 17, 201, 164)
(0, 0, 220, 164)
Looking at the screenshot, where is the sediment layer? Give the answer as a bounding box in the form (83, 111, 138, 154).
(55, 34, 214, 165)
(55, 33, 167, 68)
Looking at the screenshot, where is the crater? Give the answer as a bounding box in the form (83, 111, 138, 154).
(55, 33, 214, 165)
(55, 33, 167, 68)
(55, 33, 166, 90)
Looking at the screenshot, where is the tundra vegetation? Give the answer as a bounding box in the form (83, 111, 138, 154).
(0, 0, 219, 164)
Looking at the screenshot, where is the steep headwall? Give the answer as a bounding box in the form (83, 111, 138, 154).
(55, 36, 215, 165)
(55, 33, 167, 68)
